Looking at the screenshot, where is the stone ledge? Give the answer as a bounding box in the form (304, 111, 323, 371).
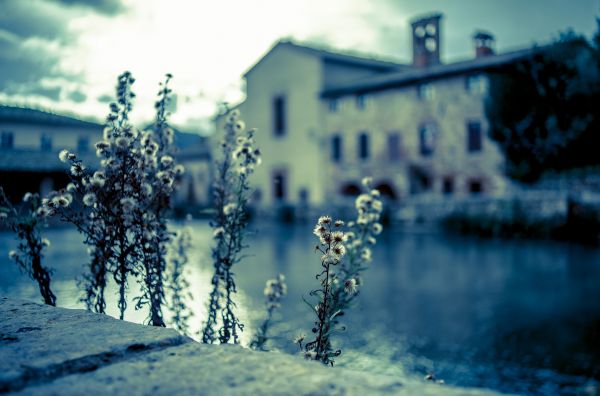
(0, 298, 508, 395)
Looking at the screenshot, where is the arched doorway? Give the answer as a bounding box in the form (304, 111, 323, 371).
(340, 182, 361, 197)
(374, 182, 397, 200)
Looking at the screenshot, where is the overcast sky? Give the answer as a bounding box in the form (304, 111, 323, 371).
(0, 0, 598, 133)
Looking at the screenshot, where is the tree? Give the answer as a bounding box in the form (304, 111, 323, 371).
(486, 24, 600, 183)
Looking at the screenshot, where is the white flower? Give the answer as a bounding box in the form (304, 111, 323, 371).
(213, 227, 225, 237)
(331, 244, 346, 259)
(66, 183, 77, 193)
(361, 177, 373, 188)
(344, 278, 358, 294)
(23, 192, 33, 202)
(36, 207, 51, 217)
(83, 193, 96, 206)
(331, 231, 346, 245)
(54, 196, 70, 207)
(334, 220, 344, 227)
(70, 164, 85, 176)
(8, 250, 18, 259)
(115, 136, 130, 148)
(223, 203, 237, 216)
(41, 238, 51, 247)
(313, 224, 326, 237)
(318, 216, 332, 226)
(233, 120, 245, 132)
(59, 149, 69, 163)
(160, 155, 173, 166)
(370, 189, 380, 197)
(361, 247, 372, 262)
(91, 171, 106, 187)
(372, 223, 383, 235)
(174, 165, 185, 175)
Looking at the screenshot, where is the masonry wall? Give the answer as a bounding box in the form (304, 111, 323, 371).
(321, 74, 507, 204)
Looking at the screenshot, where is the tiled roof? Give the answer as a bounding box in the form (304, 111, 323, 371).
(321, 48, 534, 97)
(0, 149, 100, 172)
(0, 106, 103, 129)
(244, 40, 411, 77)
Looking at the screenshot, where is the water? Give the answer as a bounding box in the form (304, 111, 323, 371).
(1, 221, 599, 395)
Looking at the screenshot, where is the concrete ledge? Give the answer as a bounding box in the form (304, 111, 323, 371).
(0, 297, 507, 395)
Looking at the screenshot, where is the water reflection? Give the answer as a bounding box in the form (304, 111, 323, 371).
(1, 221, 599, 395)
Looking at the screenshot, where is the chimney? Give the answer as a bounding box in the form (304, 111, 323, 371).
(411, 13, 442, 68)
(473, 30, 495, 58)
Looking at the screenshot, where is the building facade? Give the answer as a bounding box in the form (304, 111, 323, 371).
(223, 14, 532, 210)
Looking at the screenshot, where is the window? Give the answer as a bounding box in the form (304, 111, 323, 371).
(328, 98, 339, 112)
(356, 94, 366, 110)
(299, 188, 309, 203)
(469, 179, 483, 194)
(419, 123, 437, 156)
(40, 134, 52, 152)
(418, 83, 435, 100)
(273, 95, 286, 136)
(387, 133, 401, 161)
(443, 177, 454, 194)
(1, 131, 14, 149)
(467, 121, 482, 152)
(466, 74, 489, 95)
(331, 134, 342, 163)
(272, 170, 287, 201)
(358, 132, 369, 160)
(77, 136, 89, 152)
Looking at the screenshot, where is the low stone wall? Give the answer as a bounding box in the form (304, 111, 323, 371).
(0, 297, 507, 395)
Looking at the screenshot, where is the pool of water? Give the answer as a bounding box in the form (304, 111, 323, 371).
(1, 221, 599, 395)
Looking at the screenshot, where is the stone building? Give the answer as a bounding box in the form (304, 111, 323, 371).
(222, 13, 533, 210)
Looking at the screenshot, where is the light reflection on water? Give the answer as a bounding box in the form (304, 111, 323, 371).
(1, 220, 599, 396)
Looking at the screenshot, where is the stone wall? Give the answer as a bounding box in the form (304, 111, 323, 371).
(0, 297, 507, 395)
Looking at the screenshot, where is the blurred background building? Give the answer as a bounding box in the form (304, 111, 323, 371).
(0, 105, 212, 209)
(223, 13, 541, 215)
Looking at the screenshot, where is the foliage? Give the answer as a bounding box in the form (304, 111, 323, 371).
(0, 188, 56, 306)
(166, 225, 194, 335)
(486, 26, 600, 183)
(201, 108, 261, 344)
(43, 72, 184, 325)
(250, 274, 287, 351)
(300, 178, 383, 365)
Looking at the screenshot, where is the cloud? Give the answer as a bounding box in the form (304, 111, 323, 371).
(0, 0, 104, 105)
(0, 0, 71, 41)
(0, 31, 65, 88)
(97, 93, 113, 103)
(68, 90, 87, 103)
(47, 0, 126, 16)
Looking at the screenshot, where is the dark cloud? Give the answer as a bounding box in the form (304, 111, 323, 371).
(0, 0, 95, 103)
(68, 90, 87, 103)
(29, 86, 62, 101)
(47, 0, 126, 16)
(0, 0, 71, 41)
(0, 32, 65, 88)
(97, 93, 113, 103)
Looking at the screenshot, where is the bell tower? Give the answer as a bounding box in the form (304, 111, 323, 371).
(411, 13, 442, 68)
